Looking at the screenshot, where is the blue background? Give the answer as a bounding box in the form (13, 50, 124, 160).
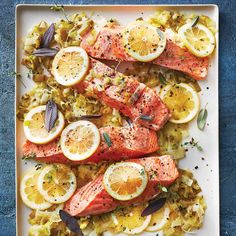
(0, 0, 235, 235)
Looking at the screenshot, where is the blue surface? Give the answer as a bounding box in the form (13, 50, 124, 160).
(0, 0, 235, 235)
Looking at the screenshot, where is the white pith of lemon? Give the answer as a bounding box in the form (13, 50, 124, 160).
(103, 162, 148, 201)
(23, 105, 65, 144)
(37, 164, 77, 204)
(178, 23, 215, 57)
(52, 46, 90, 86)
(146, 206, 170, 231)
(123, 21, 166, 62)
(20, 169, 52, 210)
(160, 83, 200, 124)
(60, 120, 100, 161)
(113, 204, 152, 234)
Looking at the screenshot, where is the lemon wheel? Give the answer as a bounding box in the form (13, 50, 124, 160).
(146, 206, 170, 231)
(20, 169, 52, 210)
(23, 105, 65, 144)
(113, 204, 151, 234)
(160, 83, 200, 124)
(37, 164, 77, 204)
(178, 23, 215, 57)
(103, 162, 148, 201)
(60, 120, 100, 161)
(52, 47, 90, 86)
(123, 21, 166, 62)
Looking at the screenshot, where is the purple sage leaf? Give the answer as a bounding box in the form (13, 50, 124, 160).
(141, 198, 166, 217)
(59, 210, 83, 235)
(45, 100, 58, 132)
(33, 48, 58, 57)
(41, 23, 55, 48)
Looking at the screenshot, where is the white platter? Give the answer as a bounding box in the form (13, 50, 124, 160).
(15, 4, 219, 236)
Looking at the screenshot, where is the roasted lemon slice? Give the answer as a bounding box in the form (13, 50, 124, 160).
(60, 120, 100, 161)
(37, 164, 77, 204)
(52, 47, 90, 86)
(23, 105, 65, 144)
(20, 169, 52, 210)
(123, 21, 166, 62)
(160, 83, 200, 124)
(113, 204, 151, 234)
(103, 162, 148, 201)
(178, 23, 215, 57)
(146, 205, 170, 231)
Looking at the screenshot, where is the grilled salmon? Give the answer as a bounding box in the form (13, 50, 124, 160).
(76, 58, 171, 131)
(22, 126, 158, 165)
(64, 155, 179, 216)
(81, 25, 209, 80)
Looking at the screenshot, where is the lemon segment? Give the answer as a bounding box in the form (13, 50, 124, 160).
(52, 47, 90, 86)
(23, 105, 65, 144)
(146, 206, 170, 231)
(123, 21, 166, 62)
(20, 169, 52, 210)
(103, 162, 148, 201)
(37, 164, 77, 204)
(113, 204, 151, 234)
(60, 120, 100, 161)
(160, 83, 200, 124)
(178, 23, 215, 57)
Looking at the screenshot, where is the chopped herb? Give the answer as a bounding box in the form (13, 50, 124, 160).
(139, 115, 153, 121)
(197, 103, 208, 131)
(139, 168, 145, 176)
(182, 137, 203, 151)
(50, 5, 64, 12)
(158, 184, 168, 192)
(21, 153, 36, 161)
(35, 164, 42, 170)
(192, 16, 199, 27)
(159, 72, 167, 85)
(45, 100, 58, 132)
(103, 132, 112, 147)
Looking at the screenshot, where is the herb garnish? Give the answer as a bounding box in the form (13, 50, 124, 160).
(182, 137, 203, 151)
(192, 16, 199, 27)
(140, 115, 153, 121)
(159, 72, 167, 85)
(80, 114, 103, 119)
(33, 48, 59, 57)
(41, 23, 55, 48)
(157, 184, 168, 192)
(59, 210, 84, 235)
(50, 5, 70, 22)
(45, 100, 58, 132)
(103, 132, 112, 147)
(197, 103, 208, 131)
(141, 198, 166, 216)
(21, 153, 36, 161)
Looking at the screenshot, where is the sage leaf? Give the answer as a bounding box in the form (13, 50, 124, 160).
(141, 198, 166, 216)
(41, 23, 55, 48)
(159, 72, 167, 85)
(33, 48, 58, 57)
(80, 114, 102, 119)
(59, 210, 83, 235)
(197, 106, 208, 131)
(45, 100, 58, 132)
(140, 115, 153, 121)
(192, 16, 199, 27)
(103, 132, 112, 147)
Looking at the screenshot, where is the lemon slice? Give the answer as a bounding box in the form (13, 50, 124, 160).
(123, 21, 166, 62)
(146, 206, 170, 231)
(178, 23, 215, 57)
(23, 105, 65, 144)
(103, 162, 148, 201)
(37, 164, 77, 204)
(20, 169, 52, 210)
(160, 83, 200, 124)
(113, 204, 151, 234)
(60, 120, 100, 161)
(52, 46, 90, 86)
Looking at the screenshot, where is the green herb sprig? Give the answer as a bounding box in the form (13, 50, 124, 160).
(182, 137, 203, 151)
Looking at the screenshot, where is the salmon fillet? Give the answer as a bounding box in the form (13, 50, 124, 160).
(76, 58, 171, 131)
(22, 126, 158, 165)
(64, 155, 179, 216)
(81, 25, 209, 80)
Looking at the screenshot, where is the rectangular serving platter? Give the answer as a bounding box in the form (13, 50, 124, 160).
(15, 4, 219, 236)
